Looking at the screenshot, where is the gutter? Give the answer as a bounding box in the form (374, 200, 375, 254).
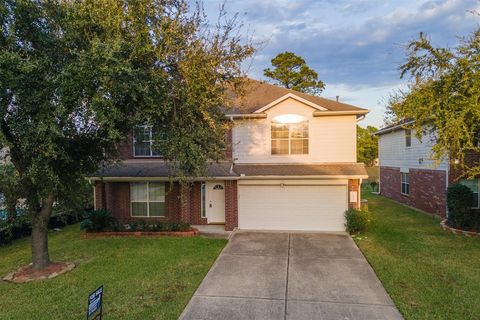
(226, 113, 267, 119)
(87, 174, 369, 182)
(374, 120, 415, 136)
(313, 110, 369, 117)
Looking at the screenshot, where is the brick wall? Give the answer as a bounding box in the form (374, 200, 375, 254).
(94, 180, 209, 224)
(348, 179, 360, 209)
(117, 129, 233, 161)
(380, 166, 447, 217)
(189, 182, 207, 225)
(117, 134, 134, 159)
(449, 151, 480, 184)
(224, 180, 238, 231)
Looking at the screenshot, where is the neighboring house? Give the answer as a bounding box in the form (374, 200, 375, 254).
(89, 80, 369, 231)
(375, 121, 480, 217)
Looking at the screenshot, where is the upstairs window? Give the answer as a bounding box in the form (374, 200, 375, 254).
(405, 129, 412, 147)
(271, 115, 308, 155)
(401, 173, 409, 195)
(133, 126, 161, 157)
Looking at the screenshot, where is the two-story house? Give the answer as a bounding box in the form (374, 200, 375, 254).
(89, 80, 369, 231)
(376, 121, 480, 217)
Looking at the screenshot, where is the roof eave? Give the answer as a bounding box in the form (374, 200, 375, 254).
(374, 120, 416, 136)
(313, 110, 369, 117)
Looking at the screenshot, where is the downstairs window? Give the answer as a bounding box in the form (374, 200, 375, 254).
(401, 173, 410, 195)
(131, 182, 166, 217)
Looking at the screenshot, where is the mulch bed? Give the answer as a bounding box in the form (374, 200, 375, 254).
(81, 228, 200, 239)
(440, 219, 480, 238)
(3, 262, 75, 284)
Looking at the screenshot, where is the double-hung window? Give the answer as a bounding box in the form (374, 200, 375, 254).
(405, 129, 412, 147)
(401, 173, 410, 195)
(133, 126, 161, 157)
(131, 182, 166, 217)
(271, 120, 308, 155)
(459, 179, 480, 208)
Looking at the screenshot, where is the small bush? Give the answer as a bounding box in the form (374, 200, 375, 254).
(447, 184, 474, 229)
(345, 208, 371, 234)
(80, 209, 114, 232)
(123, 221, 191, 232)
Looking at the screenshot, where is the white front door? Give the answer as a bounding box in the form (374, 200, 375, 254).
(206, 181, 225, 223)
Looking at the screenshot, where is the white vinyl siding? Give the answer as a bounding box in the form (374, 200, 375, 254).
(378, 128, 448, 171)
(238, 181, 348, 231)
(131, 182, 166, 217)
(232, 97, 356, 163)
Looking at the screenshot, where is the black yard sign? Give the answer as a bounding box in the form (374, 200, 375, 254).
(86, 286, 103, 320)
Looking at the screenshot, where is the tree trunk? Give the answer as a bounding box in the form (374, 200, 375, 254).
(6, 201, 17, 224)
(31, 195, 54, 269)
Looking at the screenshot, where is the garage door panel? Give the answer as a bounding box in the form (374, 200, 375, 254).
(238, 185, 347, 231)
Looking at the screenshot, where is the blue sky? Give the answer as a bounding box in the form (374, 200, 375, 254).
(201, 0, 480, 127)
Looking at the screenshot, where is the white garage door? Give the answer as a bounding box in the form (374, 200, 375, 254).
(238, 184, 348, 231)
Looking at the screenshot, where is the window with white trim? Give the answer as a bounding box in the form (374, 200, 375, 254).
(133, 126, 161, 157)
(405, 129, 412, 147)
(401, 173, 409, 195)
(271, 120, 308, 155)
(459, 179, 479, 208)
(131, 182, 165, 217)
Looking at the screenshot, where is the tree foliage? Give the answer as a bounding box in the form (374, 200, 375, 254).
(0, 0, 253, 268)
(264, 51, 325, 95)
(387, 27, 480, 178)
(357, 125, 378, 166)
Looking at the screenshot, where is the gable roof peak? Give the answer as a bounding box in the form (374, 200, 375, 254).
(229, 78, 368, 115)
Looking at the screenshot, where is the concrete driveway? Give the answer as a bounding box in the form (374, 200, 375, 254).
(180, 231, 403, 320)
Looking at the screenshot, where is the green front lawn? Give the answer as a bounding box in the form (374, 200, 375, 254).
(358, 189, 480, 320)
(0, 225, 226, 319)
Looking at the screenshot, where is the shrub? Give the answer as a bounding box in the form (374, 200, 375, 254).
(345, 208, 371, 234)
(447, 184, 474, 229)
(80, 209, 114, 232)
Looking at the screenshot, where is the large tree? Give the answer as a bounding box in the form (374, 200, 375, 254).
(388, 27, 480, 178)
(357, 125, 378, 166)
(264, 51, 325, 95)
(0, 0, 253, 269)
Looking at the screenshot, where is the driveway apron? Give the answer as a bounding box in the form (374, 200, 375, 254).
(180, 231, 403, 320)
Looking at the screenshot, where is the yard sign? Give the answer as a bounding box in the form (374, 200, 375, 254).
(86, 286, 103, 320)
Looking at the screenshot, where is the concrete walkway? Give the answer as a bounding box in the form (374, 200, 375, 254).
(180, 231, 403, 320)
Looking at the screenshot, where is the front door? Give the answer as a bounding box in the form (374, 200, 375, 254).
(206, 181, 225, 224)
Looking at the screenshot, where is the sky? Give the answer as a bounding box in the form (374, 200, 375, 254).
(201, 0, 480, 128)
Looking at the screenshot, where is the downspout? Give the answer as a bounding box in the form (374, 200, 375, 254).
(445, 157, 450, 219)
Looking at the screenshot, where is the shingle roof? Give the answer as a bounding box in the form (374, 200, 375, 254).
(92, 161, 368, 179)
(234, 163, 367, 177)
(229, 79, 368, 114)
(95, 160, 237, 178)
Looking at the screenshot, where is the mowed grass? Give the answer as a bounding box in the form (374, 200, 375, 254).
(357, 188, 480, 320)
(0, 225, 226, 320)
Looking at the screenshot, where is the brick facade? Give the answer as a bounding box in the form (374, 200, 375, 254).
(380, 166, 447, 217)
(117, 129, 233, 161)
(224, 180, 238, 231)
(94, 180, 229, 228)
(348, 179, 360, 209)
